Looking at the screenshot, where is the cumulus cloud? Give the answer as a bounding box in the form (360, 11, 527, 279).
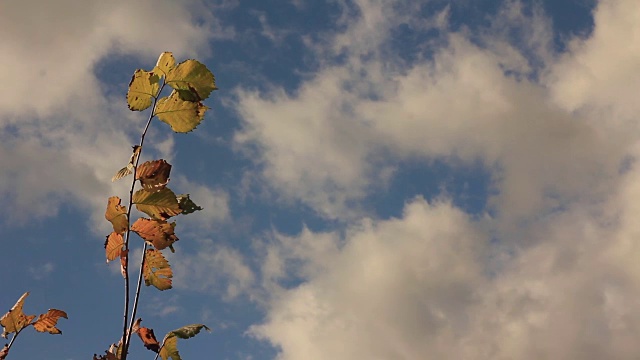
(235, 0, 640, 358)
(0, 0, 228, 229)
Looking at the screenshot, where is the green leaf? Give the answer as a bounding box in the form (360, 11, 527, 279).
(165, 59, 216, 101)
(159, 336, 179, 360)
(167, 324, 211, 339)
(154, 91, 208, 133)
(143, 249, 172, 291)
(133, 188, 181, 221)
(126, 69, 160, 111)
(177, 194, 203, 215)
(159, 324, 210, 360)
(154, 52, 176, 78)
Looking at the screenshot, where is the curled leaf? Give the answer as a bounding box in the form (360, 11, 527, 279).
(133, 188, 181, 221)
(105, 197, 128, 235)
(131, 218, 178, 251)
(143, 249, 173, 290)
(33, 309, 67, 335)
(165, 59, 216, 101)
(127, 69, 160, 111)
(132, 318, 160, 353)
(136, 159, 172, 190)
(105, 232, 124, 262)
(112, 145, 141, 182)
(177, 194, 203, 215)
(159, 324, 210, 360)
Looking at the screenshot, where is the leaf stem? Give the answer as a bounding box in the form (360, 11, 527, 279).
(121, 83, 165, 360)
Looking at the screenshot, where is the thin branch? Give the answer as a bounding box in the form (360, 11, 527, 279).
(120, 83, 165, 360)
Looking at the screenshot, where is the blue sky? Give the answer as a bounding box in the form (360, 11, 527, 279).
(3, 0, 640, 359)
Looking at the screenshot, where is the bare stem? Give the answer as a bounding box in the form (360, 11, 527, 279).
(120, 83, 165, 360)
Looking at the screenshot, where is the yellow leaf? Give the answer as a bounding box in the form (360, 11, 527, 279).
(165, 59, 216, 101)
(159, 336, 179, 360)
(127, 69, 160, 111)
(33, 309, 67, 335)
(154, 52, 176, 78)
(0, 292, 35, 338)
(104, 232, 124, 262)
(133, 188, 181, 221)
(143, 249, 172, 291)
(131, 218, 178, 251)
(105, 197, 128, 235)
(154, 91, 208, 133)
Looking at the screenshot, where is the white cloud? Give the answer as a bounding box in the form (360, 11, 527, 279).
(174, 176, 231, 232)
(235, 0, 640, 359)
(0, 0, 227, 228)
(171, 241, 255, 300)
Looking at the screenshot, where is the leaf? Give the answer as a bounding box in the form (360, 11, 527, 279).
(159, 336, 179, 360)
(177, 194, 203, 215)
(165, 59, 216, 101)
(131, 218, 178, 251)
(133, 188, 181, 221)
(105, 197, 128, 235)
(32, 309, 67, 335)
(126, 69, 160, 111)
(0, 292, 35, 338)
(143, 249, 172, 290)
(120, 249, 129, 279)
(154, 91, 208, 133)
(136, 159, 172, 190)
(112, 145, 141, 182)
(159, 324, 210, 360)
(94, 343, 121, 360)
(105, 232, 124, 262)
(166, 324, 211, 339)
(132, 318, 160, 353)
(154, 52, 176, 78)
(0, 344, 7, 360)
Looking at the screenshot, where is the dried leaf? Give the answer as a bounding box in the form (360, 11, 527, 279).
(177, 194, 203, 215)
(120, 249, 129, 278)
(154, 91, 208, 133)
(143, 249, 172, 291)
(112, 146, 141, 182)
(105, 197, 128, 235)
(133, 188, 181, 221)
(127, 69, 160, 111)
(136, 159, 172, 190)
(0, 292, 35, 338)
(0, 344, 8, 360)
(131, 218, 178, 251)
(165, 59, 216, 101)
(159, 324, 210, 360)
(105, 232, 124, 262)
(33, 309, 67, 335)
(132, 318, 160, 353)
(93, 343, 121, 360)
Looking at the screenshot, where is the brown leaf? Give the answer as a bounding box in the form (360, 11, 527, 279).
(133, 318, 160, 353)
(120, 249, 129, 278)
(131, 218, 178, 251)
(0, 292, 35, 338)
(0, 344, 8, 360)
(105, 232, 124, 262)
(105, 197, 128, 235)
(33, 309, 67, 335)
(143, 249, 173, 290)
(136, 159, 172, 190)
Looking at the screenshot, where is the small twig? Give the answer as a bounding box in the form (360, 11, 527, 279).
(120, 82, 165, 360)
